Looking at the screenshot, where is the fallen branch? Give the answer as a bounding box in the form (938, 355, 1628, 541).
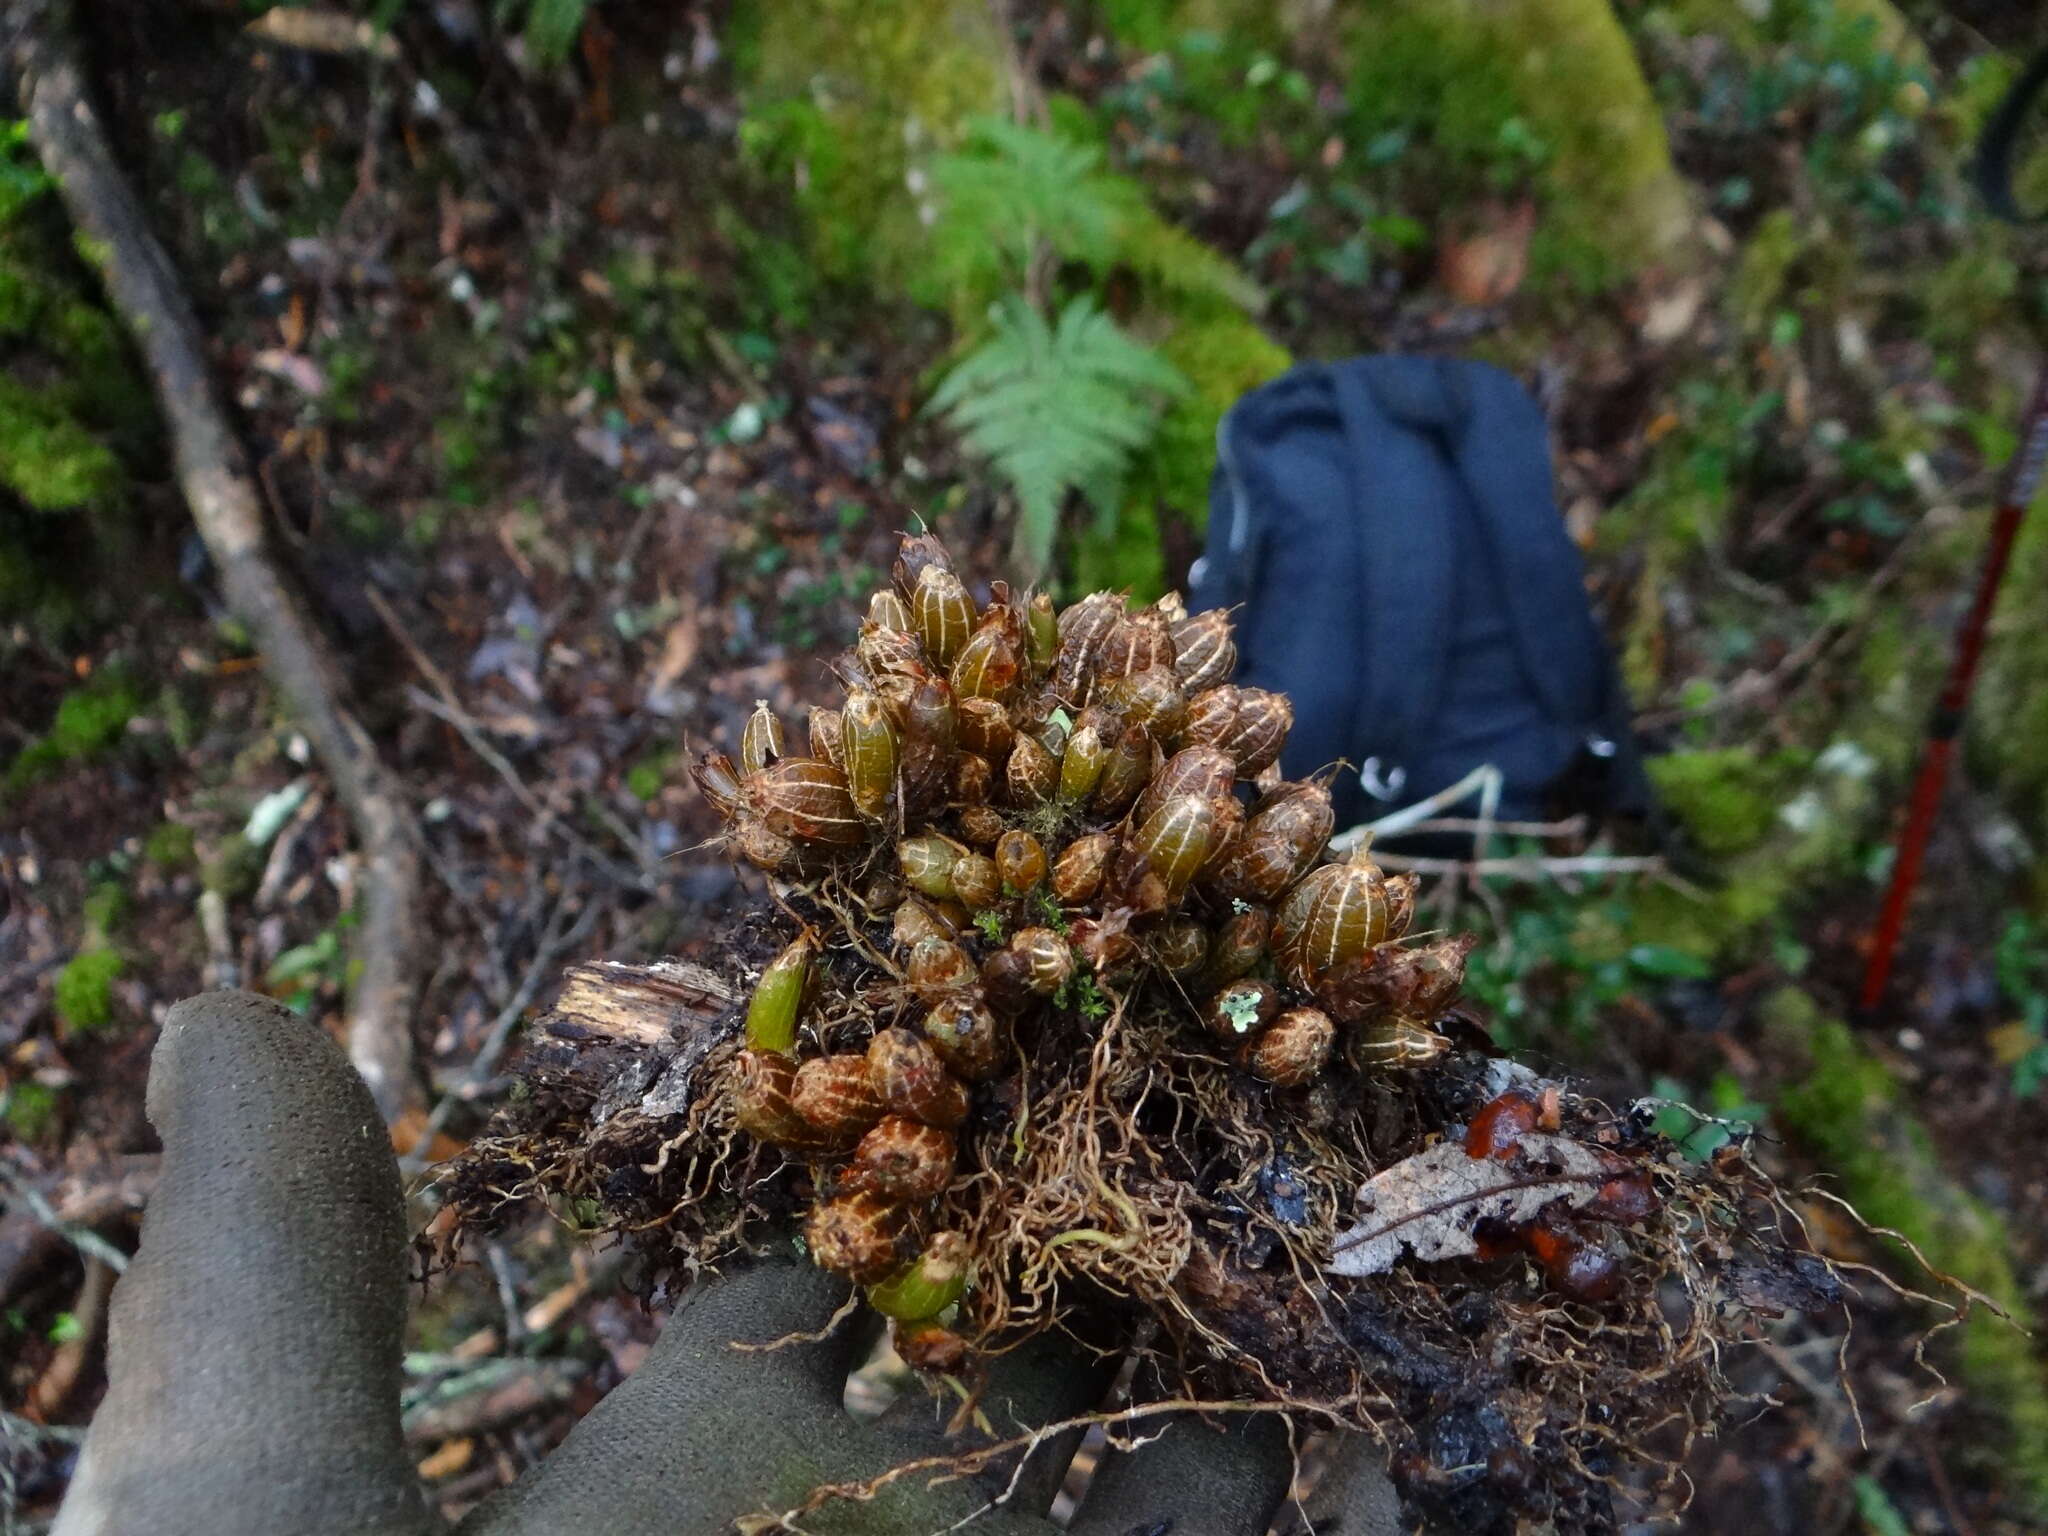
(8, 0, 424, 1119)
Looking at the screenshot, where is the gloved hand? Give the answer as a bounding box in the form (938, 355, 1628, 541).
(54, 992, 1402, 1536)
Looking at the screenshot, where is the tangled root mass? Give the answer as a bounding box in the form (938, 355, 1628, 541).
(448, 535, 1845, 1530)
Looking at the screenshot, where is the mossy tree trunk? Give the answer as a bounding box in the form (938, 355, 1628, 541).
(1342, 0, 1697, 289)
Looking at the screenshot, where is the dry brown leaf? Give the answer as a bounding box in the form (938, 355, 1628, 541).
(416, 1437, 474, 1481)
(1326, 1132, 1616, 1278)
(1435, 198, 1537, 307)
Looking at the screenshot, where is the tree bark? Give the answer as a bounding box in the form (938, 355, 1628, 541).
(7, 0, 425, 1120)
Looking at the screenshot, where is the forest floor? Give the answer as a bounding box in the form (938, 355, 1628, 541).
(4, 4, 2048, 1533)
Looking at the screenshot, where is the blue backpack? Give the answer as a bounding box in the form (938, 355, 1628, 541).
(1189, 355, 1651, 837)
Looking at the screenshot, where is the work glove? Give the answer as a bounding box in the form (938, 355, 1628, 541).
(53, 992, 1402, 1536)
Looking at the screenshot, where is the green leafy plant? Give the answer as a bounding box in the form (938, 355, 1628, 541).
(1851, 1474, 1911, 1536)
(268, 917, 357, 1016)
(1645, 1072, 1764, 1161)
(929, 295, 1186, 574)
(1461, 881, 1711, 1048)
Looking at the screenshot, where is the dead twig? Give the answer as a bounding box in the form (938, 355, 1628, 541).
(8, 0, 424, 1118)
(367, 585, 654, 893)
(0, 1158, 137, 1282)
(1388, 815, 1589, 840)
(1371, 853, 1669, 879)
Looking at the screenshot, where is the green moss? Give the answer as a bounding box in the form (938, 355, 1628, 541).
(0, 121, 152, 628)
(202, 832, 265, 901)
(1648, 748, 1798, 856)
(1921, 241, 2020, 361)
(0, 373, 123, 509)
(80, 881, 128, 944)
(3, 1079, 60, 1144)
(1627, 731, 1897, 959)
(625, 754, 668, 803)
(1142, 314, 1290, 526)
(1073, 498, 1166, 599)
(143, 820, 198, 871)
(730, 0, 1006, 288)
(1067, 313, 1289, 598)
(1730, 209, 1805, 340)
(2, 673, 143, 795)
(1342, 0, 1693, 291)
(1768, 989, 2048, 1515)
(53, 947, 123, 1033)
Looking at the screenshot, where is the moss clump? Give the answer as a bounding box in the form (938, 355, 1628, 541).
(1139, 314, 1291, 529)
(53, 947, 124, 1033)
(625, 754, 669, 803)
(1767, 988, 2048, 1515)
(80, 881, 128, 944)
(1342, 0, 1693, 291)
(2, 1079, 61, 1144)
(729, 0, 1006, 288)
(3, 673, 143, 796)
(1073, 497, 1167, 600)
(202, 831, 265, 901)
(143, 820, 198, 872)
(1729, 208, 1806, 340)
(1649, 748, 1801, 856)
(0, 373, 122, 509)
(0, 120, 152, 626)
(1627, 736, 1893, 959)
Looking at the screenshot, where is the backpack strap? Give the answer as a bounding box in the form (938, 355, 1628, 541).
(1438, 362, 1597, 731)
(1327, 359, 1461, 780)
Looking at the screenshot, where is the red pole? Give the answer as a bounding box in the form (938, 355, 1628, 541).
(1858, 360, 2048, 1017)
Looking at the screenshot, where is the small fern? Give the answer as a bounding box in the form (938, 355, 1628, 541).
(930, 296, 1187, 576)
(1114, 207, 1267, 314)
(929, 117, 1260, 316)
(928, 118, 1135, 304)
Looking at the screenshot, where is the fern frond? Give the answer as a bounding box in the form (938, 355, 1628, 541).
(1114, 208, 1266, 314)
(929, 118, 1139, 303)
(931, 296, 1187, 577)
